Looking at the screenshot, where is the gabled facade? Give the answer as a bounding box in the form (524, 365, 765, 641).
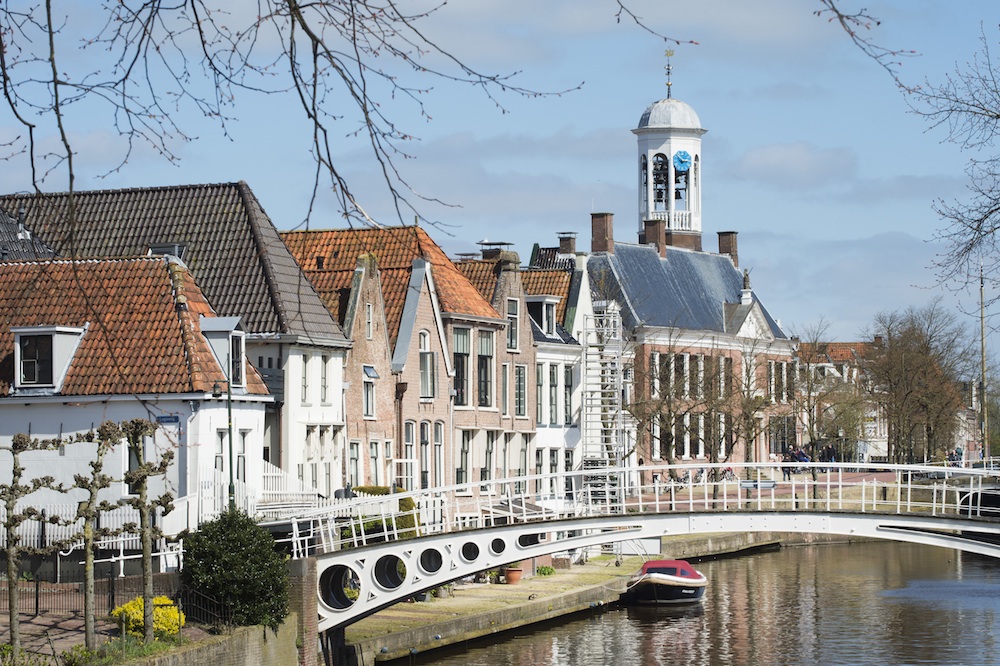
(455, 248, 539, 491)
(281, 225, 527, 495)
(0, 183, 350, 496)
(0, 256, 271, 535)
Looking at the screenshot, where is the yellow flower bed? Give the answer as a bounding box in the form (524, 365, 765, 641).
(111, 595, 186, 636)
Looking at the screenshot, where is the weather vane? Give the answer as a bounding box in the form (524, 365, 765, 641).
(665, 49, 674, 99)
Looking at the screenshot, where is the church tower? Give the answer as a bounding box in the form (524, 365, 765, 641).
(632, 55, 707, 251)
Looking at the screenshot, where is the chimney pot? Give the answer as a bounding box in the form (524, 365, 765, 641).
(718, 231, 739, 267)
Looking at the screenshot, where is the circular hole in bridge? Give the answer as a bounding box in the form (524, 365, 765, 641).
(374, 554, 406, 590)
(517, 533, 542, 548)
(318, 565, 360, 611)
(489, 538, 506, 556)
(419, 548, 443, 574)
(461, 542, 480, 562)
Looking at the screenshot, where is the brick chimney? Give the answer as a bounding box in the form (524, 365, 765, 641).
(557, 232, 577, 255)
(591, 213, 614, 254)
(643, 219, 667, 258)
(718, 231, 739, 267)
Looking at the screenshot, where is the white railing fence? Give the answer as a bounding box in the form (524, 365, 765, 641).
(267, 461, 1000, 558)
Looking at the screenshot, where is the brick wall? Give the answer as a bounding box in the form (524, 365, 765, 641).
(287, 557, 318, 666)
(128, 615, 297, 666)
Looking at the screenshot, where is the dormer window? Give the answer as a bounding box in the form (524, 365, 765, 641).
(148, 243, 187, 260)
(199, 316, 247, 389)
(19, 334, 52, 385)
(526, 295, 561, 339)
(12, 325, 86, 390)
(545, 303, 556, 336)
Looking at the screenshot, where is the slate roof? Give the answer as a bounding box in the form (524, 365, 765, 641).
(528, 245, 575, 271)
(0, 257, 269, 397)
(280, 226, 499, 344)
(529, 317, 579, 346)
(588, 242, 786, 338)
(0, 183, 346, 345)
(522, 268, 572, 325)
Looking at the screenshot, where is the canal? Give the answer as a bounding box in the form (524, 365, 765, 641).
(401, 541, 1000, 665)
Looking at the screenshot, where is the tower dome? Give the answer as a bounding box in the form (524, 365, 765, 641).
(637, 97, 702, 131)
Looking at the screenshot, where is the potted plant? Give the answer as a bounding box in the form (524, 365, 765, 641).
(503, 561, 524, 585)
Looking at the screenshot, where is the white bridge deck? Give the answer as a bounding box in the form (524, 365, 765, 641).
(263, 461, 1000, 631)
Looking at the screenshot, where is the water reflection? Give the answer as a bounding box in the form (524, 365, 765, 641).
(405, 542, 1000, 666)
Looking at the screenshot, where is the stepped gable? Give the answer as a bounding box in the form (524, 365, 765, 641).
(0, 183, 346, 344)
(0, 256, 269, 397)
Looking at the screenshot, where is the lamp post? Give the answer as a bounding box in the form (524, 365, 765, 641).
(212, 377, 236, 511)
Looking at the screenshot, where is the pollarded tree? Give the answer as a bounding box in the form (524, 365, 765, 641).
(119, 419, 174, 645)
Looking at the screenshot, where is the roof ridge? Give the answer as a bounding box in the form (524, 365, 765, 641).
(166, 260, 205, 392)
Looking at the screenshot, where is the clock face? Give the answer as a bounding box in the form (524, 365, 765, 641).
(673, 150, 692, 172)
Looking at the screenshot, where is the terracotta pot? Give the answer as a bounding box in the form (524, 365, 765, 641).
(504, 567, 523, 585)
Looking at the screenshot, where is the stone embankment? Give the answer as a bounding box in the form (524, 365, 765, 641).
(345, 531, 853, 663)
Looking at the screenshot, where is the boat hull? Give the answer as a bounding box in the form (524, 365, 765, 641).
(627, 574, 707, 605)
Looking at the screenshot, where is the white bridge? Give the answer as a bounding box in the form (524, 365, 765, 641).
(263, 461, 1000, 632)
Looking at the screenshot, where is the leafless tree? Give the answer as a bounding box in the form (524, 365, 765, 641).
(864, 300, 975, 463)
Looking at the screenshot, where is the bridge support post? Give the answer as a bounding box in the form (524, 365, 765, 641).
(320, 627, 350, 666)
(288, 556, 318, 666)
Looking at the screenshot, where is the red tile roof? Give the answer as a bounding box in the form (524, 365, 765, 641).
(522, 269, 572, 325)
(0, 257, 269, 397)
(281, 226, 499, 342)
(798, 342, 873, 364)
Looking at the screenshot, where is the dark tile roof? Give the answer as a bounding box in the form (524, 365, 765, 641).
(528, 246, 575, 271)
(530, 317, 579, 346)
(0, 183, 346, 344)
(281, 226, 499, 343)
(0, 257, 269, 397)
(0, 206, 55, 260)
(588, 242, 787, 338)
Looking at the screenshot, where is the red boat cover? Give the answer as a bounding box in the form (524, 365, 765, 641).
(639, 559, 701, 579)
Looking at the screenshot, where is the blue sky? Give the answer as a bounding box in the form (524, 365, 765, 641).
(4, 1, 999, 341)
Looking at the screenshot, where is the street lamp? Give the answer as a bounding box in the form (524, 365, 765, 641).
(212, 378, 236, 511)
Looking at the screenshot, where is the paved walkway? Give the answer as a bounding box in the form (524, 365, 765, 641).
(0, 612, 210, 660)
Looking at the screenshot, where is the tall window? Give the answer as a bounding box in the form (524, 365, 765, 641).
(564, 365, 574, 426)
(536, 364, 544, 425)
(349, 442, 360, 487)
(363, 365, 378, 418)
(230, 333, 245, 387)
(453, 328, 470, 406)
(501, 364, 510, 416)
(477, 331, 494, 407)
(320, 354, 329, 403)
(365, 303, 373, 339)
(458, 431, 471, 485)
(419, 421, 430, 489)
(545, 303, 556, 336)
(238, 430, 248, 482)
(18, 334, 53, 385)
(215, 431, 225, 472)
(506, 299, 519, 350)
(419, 331, 436, 398)
(549, 364, 559, 426)
(483, 431, 496, 484)
(301, 354, 310, 403)
(515, 365, 527, 417)
(369, 441, 380, 485)
(434, 422, 444, 487)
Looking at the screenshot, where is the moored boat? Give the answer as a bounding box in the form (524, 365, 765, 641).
(624, 559, 707, 605)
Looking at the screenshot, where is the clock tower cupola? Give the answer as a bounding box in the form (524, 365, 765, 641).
(633, 53, 707, 251)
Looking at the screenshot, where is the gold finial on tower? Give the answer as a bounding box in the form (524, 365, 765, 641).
(665, 49, 674, 99)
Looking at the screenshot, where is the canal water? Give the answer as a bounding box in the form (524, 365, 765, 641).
(404, 541, 1000, 665)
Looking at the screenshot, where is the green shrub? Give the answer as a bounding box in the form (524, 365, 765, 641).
(111, 595, 185, 637)
(537, 565, 556, 576)
(342, 486, 419, 540)
(181, 509, 289, 630)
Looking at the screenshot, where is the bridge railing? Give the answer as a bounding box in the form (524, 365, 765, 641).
(269, 461, 1000, 558)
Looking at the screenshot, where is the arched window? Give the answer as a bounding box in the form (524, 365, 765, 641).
(652, 153, 668, 211)
(640, 154, 648, 210)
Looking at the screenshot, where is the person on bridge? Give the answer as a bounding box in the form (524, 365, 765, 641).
(782, 449, 794, 481)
